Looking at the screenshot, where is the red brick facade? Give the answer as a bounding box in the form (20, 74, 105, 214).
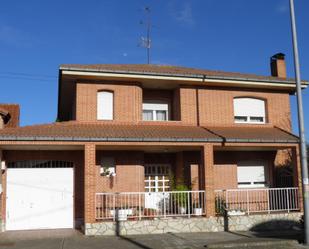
(0, 64, 303, 232)
(74, 82, 291, 131)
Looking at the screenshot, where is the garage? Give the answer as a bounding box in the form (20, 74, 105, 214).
(6, 160, 74, 231)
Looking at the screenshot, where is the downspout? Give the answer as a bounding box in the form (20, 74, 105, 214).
(196, 88, 200, 126)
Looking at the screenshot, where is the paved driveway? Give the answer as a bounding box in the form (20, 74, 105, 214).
(0, 229, 305, 249)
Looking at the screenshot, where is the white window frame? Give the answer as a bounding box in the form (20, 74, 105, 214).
(233, 98, 266, 124)
(142, 102, 169, 121)
(237, 160, 268, 188)
(97, 91, 113, 120)
(144, 164, 170, 192)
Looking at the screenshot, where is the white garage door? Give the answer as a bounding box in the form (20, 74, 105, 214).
(6, 161, 73, 231)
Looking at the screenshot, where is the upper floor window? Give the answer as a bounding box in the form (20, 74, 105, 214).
(97, 91, 113, 120)
(142, 102, 169, 121)
(233, 98, 266, 124)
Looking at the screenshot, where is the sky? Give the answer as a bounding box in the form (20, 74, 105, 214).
(0, 0, 308, 139)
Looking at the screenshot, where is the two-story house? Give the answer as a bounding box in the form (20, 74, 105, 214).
(0, 53, 307, 235)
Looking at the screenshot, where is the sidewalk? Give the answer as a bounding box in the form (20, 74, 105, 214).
(0, 229, 305, 249)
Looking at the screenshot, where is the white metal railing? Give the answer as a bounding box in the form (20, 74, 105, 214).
(215, 187, 300, 215)
(95, 190, 205, 220)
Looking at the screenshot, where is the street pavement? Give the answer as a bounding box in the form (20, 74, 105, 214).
(0, 229, 307, 249)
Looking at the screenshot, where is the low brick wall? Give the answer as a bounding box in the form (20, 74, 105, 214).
(85, 212, 303, 236)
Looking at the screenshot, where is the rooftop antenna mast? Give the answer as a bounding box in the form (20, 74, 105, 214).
(140, 7, 152, 64)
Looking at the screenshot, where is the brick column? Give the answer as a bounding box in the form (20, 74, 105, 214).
(201, 144, 215, 217)
(292, 146, 304, 212)
(84, 143, 96, 224)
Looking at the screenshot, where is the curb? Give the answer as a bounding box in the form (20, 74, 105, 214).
(205, 239, 299, 248)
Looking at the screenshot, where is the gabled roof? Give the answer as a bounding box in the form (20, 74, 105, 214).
(0, 121, 298, 144)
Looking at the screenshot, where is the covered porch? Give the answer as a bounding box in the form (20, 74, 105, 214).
(87, 142, 302, 224)
(0, 123, 302, 234)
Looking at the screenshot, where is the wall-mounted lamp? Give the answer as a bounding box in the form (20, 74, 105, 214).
(1, 161, 6, 171)
(100, 157, 116, 177)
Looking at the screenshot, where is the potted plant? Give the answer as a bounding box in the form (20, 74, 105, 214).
(172, 184, 190, 214)
(215, 196, 226, 216)
(193, 201, 203, 216)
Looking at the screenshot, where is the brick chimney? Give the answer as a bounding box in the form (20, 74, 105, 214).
(0, 104, 20, 129)
(0, 116, 4, 129)
(270, 53, 287, 78)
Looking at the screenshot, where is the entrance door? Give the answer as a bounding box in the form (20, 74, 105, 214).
(144, 164, 170, 209)
(6, 161, 74, 230)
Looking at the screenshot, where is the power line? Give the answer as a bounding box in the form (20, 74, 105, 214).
(0, 71, 56, 78)
(0, 75, 55, 82)
(0, 71, 57, 82)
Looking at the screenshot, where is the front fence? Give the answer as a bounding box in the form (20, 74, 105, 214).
(215, 187, 300, 215)
(95, 188, 300, 221)
(95, 190, 205, 220)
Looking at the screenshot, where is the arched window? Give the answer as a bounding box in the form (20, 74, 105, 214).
(97, 91, 113, 120)
(233, 98, 266, 124)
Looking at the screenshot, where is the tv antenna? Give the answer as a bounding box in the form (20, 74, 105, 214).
(139, 7, 152, 64)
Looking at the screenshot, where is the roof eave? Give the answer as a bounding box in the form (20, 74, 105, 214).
(0, 135, 298, 144)
(59, 68, 308, 90)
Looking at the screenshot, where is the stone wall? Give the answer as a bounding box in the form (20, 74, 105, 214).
(85, 212, 302, 236)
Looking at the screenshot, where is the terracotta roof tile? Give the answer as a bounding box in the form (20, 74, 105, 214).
(0, 122, 298, 143)
(205, 126, 298, 143)
(60, 64, 301, 83)
(0, 122, 220, 142)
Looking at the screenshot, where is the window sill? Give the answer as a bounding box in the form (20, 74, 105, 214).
(140, 120, 183, 125)
(234, 121, 266, 125)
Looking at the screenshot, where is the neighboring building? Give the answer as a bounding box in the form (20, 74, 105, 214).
(0, 53, 307, 235)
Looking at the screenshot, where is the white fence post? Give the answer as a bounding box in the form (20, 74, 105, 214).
(113, 194, 116, 221)
(246, 189, 250, 215)
(139, 192, 142, 220)
(187, 191, 190, 218)
(267, 189, 270, 214)
(286, 188, 290, 213)
(163, 192, 166, 218)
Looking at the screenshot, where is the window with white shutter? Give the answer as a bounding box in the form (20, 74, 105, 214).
(233, 98, 266, 124)
(97, 91, 113, 120)
(142, 102, 169, 121)
(237, 161, 268, 188)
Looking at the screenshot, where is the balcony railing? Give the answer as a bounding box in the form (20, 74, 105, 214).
(95, 190, 205, 220)
(215, 187, 300, 215)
